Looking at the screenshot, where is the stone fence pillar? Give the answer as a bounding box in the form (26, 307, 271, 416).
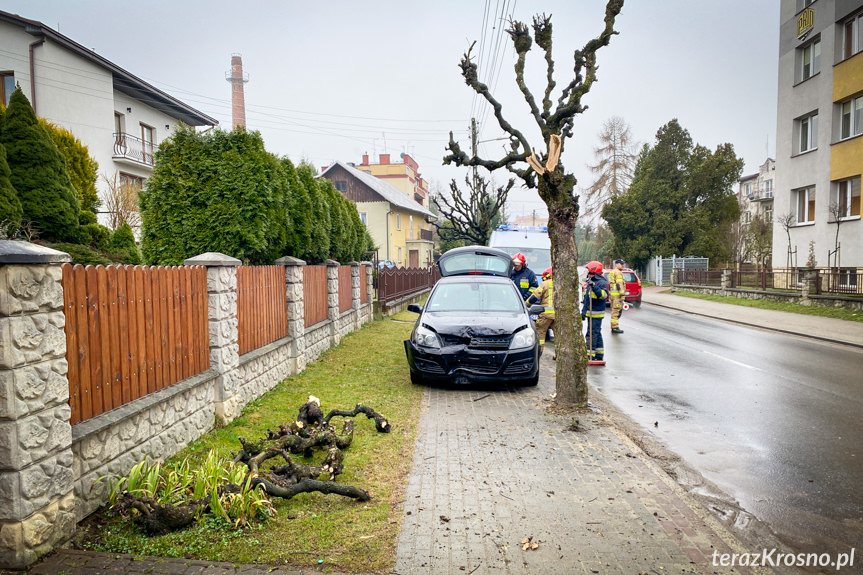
(720, 269, 731, 296)
(0, 241, 75, 569)
(801, 270, 817, 306)
(184, 252, 240, 424)
(349, 262, 361, 330)
(325, 260, 340, 347)
(361, 262, 374, 311)
(276, 256, 306, 374)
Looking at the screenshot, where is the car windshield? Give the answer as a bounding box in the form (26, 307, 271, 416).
(438, 251, 510, 276)
(623, 272, 638, 282)
(427, 281, 523, 312)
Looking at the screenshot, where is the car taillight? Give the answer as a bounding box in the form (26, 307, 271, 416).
(637, 278, 641, 286)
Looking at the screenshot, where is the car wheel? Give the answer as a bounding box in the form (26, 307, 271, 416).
(634, 300, 641, 308)
(410, 371, 424, 385)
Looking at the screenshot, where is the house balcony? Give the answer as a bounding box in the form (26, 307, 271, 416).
(113, 132, 155, 167)
(748, 190, 774, 202)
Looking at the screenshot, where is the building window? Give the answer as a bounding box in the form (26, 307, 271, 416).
(797, 113, 818, 153)
(744, 182, 753, 197)
(842, 12, 862, 60)
(140, 123, 155, 165)
(795, 187, 816, 223)
(359, 212, 367, 226)
(800, 37, 820, 81)
(334, 180, 347, 192)
(836, 177, 861, 219)
(840, 95, 863, 140)
(397, 247, 402, 265)
(119, 172, 145, 189)
(765, 205, 774, 223)
(409, 215, 414, 238)
(1, 72, 14, 107)
(743, 211, 752, 224)
(764, 179, 774, 197)
(396, 213, 401, 230)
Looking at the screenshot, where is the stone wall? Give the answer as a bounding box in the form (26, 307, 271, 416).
(0, 243, 375, 569)
(672, 268, 863, 313)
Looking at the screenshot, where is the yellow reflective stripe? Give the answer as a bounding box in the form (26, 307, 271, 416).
(586, 312, 605, 317)
(520, 280, 529, 287)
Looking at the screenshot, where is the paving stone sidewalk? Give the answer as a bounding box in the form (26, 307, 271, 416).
(393, 354, 768, 575)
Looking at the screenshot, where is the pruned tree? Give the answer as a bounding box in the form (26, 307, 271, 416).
(102, 171, 142, 231)
(433, 174, 513, 246)
(827, 202, 845, 269)
(443, 3, 624, 405)
(583, 116, 638, 220)
(745, 213, 772, 271)
(777, 211, 796, 268)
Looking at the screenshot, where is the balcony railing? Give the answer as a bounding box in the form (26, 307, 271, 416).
(113, 132, 155, 166)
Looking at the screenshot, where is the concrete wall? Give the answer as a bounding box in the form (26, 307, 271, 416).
(0, 242, 375, 569)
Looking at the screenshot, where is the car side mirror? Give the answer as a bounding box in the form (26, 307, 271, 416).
(528, 304, 545, 315)
(407, 303, 423, 314)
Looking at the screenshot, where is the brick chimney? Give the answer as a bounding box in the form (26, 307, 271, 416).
(225, 54, 249, 129)
(380, 154, 390, 164)
(362, 154, 369, 165)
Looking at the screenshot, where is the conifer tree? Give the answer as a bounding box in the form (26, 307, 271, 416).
(0, 105, 23, 223)
(0, 87, 80, 241)
(296, 163, 331, 262)
(39, 118, 100, 215)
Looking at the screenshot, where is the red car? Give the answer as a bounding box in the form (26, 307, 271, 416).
(621, 268, 642, 307)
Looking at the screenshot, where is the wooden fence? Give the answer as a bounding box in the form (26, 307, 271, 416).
(61, 264, 209, 425)
(236, 266, 289, 356)
(338, 265, 352, 313)
(303, 265, 328, 327)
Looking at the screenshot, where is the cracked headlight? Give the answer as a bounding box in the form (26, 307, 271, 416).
(413, 325, 441, 349)
(509, 327, 536, 349)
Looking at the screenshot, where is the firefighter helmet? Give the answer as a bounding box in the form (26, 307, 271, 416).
(512, 253, 526, 265)
(586, 260, 603, 274)
(542, 267, 553, 280)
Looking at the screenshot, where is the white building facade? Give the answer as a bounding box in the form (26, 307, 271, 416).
(0, 10, 216, 223)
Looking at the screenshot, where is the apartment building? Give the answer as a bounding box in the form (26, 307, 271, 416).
(737, 158, 776, 265)
(774, 0, 863, 272)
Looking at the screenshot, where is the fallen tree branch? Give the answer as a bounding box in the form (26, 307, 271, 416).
(324, 404, 391, 433)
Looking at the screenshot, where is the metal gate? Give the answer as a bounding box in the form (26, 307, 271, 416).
(646, 255, 710, 286)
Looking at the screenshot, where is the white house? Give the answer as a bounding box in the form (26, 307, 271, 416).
(0, 9, 217, 222)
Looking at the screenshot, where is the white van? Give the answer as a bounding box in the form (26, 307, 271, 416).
(488, 225, 587, 283)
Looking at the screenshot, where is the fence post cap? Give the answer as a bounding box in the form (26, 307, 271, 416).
(347, 261, 360, 266)
(359, 261, 373, 266)
(0, 240, 72, 264)
(274, 256, 306, 266)
(324, 259, 340, 267)
(184, 252, 241, 267)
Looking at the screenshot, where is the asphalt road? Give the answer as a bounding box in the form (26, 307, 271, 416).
(589, 304, 863, 558)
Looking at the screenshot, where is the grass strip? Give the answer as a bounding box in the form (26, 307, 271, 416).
(80, 317, 422, 573)
(669, 289, 863, 323)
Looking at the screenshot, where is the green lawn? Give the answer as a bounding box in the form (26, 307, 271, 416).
(79, 316, 423, 573)
(670, 289, 863, 323)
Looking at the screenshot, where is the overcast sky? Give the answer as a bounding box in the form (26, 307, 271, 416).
(4, 0, 780, 220)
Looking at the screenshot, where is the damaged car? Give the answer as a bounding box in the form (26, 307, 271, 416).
(403, 246, 544, 386)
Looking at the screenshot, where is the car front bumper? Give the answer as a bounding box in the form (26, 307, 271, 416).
(404, 340, 539, 384)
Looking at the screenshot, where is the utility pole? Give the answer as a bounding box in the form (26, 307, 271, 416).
(471, 118, 479, 192)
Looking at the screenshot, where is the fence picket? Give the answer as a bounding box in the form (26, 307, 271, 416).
(88, 266, 106, 416)
(62, 265, 80, 424)
(117, 267, 132, 405)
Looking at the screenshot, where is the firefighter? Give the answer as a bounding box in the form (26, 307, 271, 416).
(526, 267, 554, 358)
(608, 259, 626, 334)
(510, 253, 538, 300)
(581, 260, 609, 361)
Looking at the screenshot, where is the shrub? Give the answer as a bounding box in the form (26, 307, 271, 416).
(49, 242, 111, 265)
(81, 223, 111, 250)
(0, 88, 80, 242)
(140, 126, 285, 265)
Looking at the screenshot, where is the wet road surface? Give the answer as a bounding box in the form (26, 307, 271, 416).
(590, 305, 863, 556)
